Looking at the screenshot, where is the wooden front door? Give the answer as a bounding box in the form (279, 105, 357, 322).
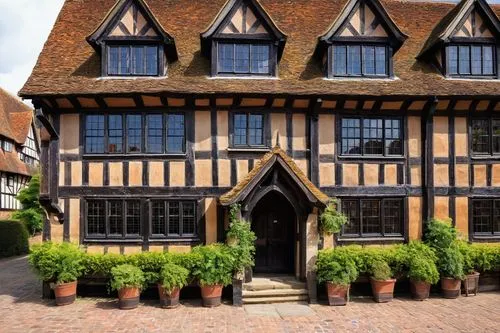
(251, 192, 295, 273)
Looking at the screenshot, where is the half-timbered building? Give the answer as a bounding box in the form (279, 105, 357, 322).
(0, 88, 39, 219)
(20, 0, 500, 302)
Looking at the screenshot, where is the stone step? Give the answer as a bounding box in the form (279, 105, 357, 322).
(243, 288, 309, 298)
(242, 295, 309, 304)
(243, 278, 306, 291)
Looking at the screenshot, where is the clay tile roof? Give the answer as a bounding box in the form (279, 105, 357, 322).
(19, 0, 500, 98)
(220, 145, 329, 206)
(0, 87, 33, 144)
(0, 150, 35, 176)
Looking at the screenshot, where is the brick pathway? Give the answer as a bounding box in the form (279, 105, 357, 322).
(0, 256, 499, 333)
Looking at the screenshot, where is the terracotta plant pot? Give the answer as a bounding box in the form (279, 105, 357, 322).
(463, 272, 480, 296)
(158, 285, 180, 308)
(326, 282, 350, 306)
(410, 280, 431, 301)
(118, 287, 140, 309)
(441, 277, 461, 299)
(53, 281, 77, 306)
(200, 284, 223, 307)
(370, 277, 396, 303)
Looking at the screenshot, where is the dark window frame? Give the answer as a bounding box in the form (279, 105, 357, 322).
(84, 112, 186, 156)
(229, 112, 268, 149)
(470, 198, 500, 239)
(339, 197, 405, 239)
(149, 200, 197, 239)
(338, 115, 404, 157)
(470, 117, 500, 156)
(444, 41, 498, 79)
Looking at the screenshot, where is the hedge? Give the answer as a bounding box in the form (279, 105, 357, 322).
(0, 220, 29, 258)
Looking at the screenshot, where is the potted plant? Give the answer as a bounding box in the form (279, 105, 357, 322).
(401, 241, 439, 301)
(457, 241, 480, 296)
(110, 264, 145, 310)
(28, 242, 84, 306)
(369, 259, 396, 303)
(316, 248, 358, 306)
(192, 244, 234, 307)
(157, 262, 189, 308)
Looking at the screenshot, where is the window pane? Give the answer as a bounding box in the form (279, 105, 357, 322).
(235, 44, 250, 73)
(248, 114, 263, 146)
(234, 114, 247, 146)
(147, 114, 163, 153)
(383, 200, 402, 235)
(167, 114, 185, 153)
(333, 45, 347, 75)
(132, 46, 145, 75)
(471, 46, 482, 75)
(168, 202, 180, 235)
(218, 43, 234, 72)
(85, 115, 105, 154)
(363, 46, 375, 75)
(108, 115, 123, 153)
(182, 202, 196, 235)
(119, 46, 130, 74)
(493, 119, 500, 154)
(459, 45, 471, 74)
(448, 46, 458, 75)
(152, 202, 165, 235)
(251, 44, 270, 74)
(361, 200, 381, 234)
(375, 46, 387, 75)
(341, 118, 361, 154)
(127, 115, 142, 153)
(145, 46, 158, 75)
(385, 119, 402, 155)
(87, 201, 105, 235)
(363, 118, 383, 155)
(347, 46, 362, 75)
(109, 201, 123, 236)
(108, 46, 119, 75)
(483, 46, 494, 75)
(341, 200, 360, 235)
(126, 201, 141, 235)
(471, 119, 490, 154)
(473, 200, 492, 234)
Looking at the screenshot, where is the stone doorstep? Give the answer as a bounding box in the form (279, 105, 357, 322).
(243, 276, 306, 291)
(242, 295, 309, 304)
(242, 288, 308, 297)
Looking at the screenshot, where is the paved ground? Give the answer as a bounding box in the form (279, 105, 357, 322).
(1, 256, 499, 333)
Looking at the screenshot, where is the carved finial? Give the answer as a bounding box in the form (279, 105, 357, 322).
(275, 131, 281, 148)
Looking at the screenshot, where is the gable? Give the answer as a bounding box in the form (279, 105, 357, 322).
(338, 2, 389, 38)
(109, 2, 158, 37)
(452, 8, 494, 38)
(220, 2, 269, 35)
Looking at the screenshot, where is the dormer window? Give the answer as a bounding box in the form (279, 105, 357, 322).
(87, 0, 177, 78)
(201, 0, 286, 78)
(446, 44, 496, 77)
(316, 0, 407, 79)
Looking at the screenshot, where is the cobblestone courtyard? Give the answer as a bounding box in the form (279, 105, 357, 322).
(0, 256, 499, 333)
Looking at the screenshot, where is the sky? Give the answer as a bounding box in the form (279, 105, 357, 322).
(0, 0, 499, 103)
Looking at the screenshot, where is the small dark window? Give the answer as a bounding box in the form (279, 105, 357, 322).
(446, 44, 496, 77)
(232, 113, 264, 147)
(107, 45, 159, 76)
(126, 201, 141, 235)
(341, 198, 404, 238)
(86, 199, 141, 239)
(85, 115, 105, 154)
(87, 200, 106, 236)
(108, 201, 123, 236)
(471, 118, 500, 155)
(217, 43, 271, 75)
(2, 140, 13, 152)
(127, 115, 142, 153)
(150, 201, 197, 238)
(333, 44, 388, 77)
(341, 117, 402, 156)
(147, 114, 163, 153)
(472, 199, 500, 236)
(167, 114, 185, 153)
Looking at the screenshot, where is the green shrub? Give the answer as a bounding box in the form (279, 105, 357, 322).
(316, 248, 358, 285)
(469, 244, 500, 273)
(408, 257, 440, 284)
(28, 242, 85, 284)
(12, 175, 44, 235)
(439, 244, 465, 280)
(191, 244, 234, 287)
(424, 218, 456, 250)
(370, 260, 392, 281)
(159, 262, 189, 294)
(456, 240, 476, 275)
(320, 200, 348, 235)
(128, 251, 168, 284)
(110, 264, 145, 291)
(226, 204, 256, 274)
(0, 220, 29, 258)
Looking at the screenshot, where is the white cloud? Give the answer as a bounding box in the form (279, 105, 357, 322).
(0, 0, 64, 101)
